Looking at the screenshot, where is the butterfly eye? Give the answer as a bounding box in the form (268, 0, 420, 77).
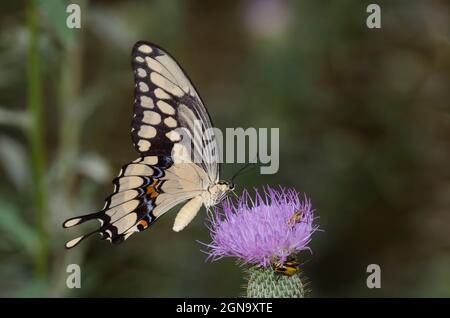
(230, 183, 235, 191)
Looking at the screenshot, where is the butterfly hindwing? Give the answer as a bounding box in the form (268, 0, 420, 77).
(63, 155, 208, 248)
(63, 156, 171, 248)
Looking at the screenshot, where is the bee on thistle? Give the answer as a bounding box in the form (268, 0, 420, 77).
(288, 208, 304, 227)
(272, 256, 300, 277)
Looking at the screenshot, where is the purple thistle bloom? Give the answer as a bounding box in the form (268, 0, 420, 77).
(204, 186, 318, 268)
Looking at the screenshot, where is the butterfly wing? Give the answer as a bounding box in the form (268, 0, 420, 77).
(63, 156, 208, 248)
(131, 41, 219, 182)
(63, 41, 221, 248)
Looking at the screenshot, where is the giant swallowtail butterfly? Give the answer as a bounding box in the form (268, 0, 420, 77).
(63, 41, 233, 248)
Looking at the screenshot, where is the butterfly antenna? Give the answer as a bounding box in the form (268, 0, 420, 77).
(231, 153, 260, 184)
(231, 162, 258, 184)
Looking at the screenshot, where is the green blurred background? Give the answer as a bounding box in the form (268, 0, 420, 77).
(0, 0, 449, 297)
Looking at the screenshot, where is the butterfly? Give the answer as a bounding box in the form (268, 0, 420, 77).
(63, 41, 234, 249)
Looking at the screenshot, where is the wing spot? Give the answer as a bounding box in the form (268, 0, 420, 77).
(143, 111, 161, 125)
(137, 68, 147, 78)
(140, 95, 154, 108)
(66, 236, 84, 249)
(137, 140, 151, 152)
(142, 156, 158, 165)
(154, 88, 171, 99)
(138, 125, 157, 139)
(145, 56, 162, 72)
(150, 72, 184, 97)
(146, 180, 160, 199)
(157, 100, 175, 115)
(164, 116, 177, 128)
(166, 130, 181, 142)
(139, 82, 149, 92)
(138, 44, 153, 54)
(145, 56, 178, 83)
(135, 56, 144, 63)
(137, 219, 149, 231)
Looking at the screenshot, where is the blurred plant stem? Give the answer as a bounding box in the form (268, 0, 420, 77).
(57, 32, 82, 195)
(52, 0, 86, 297)
(26, 0, 48, 281)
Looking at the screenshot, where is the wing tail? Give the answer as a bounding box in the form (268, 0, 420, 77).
(63, 200, 152, 249)
(62, 211, 105, 229)
(65, 229, 103, 249)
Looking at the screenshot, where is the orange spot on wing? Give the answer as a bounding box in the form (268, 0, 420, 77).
(138, 219, 149, 230)
(146, 180, 159, 199)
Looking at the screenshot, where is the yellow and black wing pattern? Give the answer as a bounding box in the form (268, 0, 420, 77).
(130, 41, 219, 180)
(63, 156, 173, 248)
(63, 41, 218, 249)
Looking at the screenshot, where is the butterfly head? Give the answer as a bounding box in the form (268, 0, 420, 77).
(218, 180, 235, 193)
(205, 180, 234, 207)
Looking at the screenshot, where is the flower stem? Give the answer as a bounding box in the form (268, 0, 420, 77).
(246, 267, 305, 298)
(26, 0, 48, 281)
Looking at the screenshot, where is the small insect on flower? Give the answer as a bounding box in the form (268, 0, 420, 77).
(272, 256, 300, 277)
(288, 209, 304, 227)
(204, 186, 318, 275)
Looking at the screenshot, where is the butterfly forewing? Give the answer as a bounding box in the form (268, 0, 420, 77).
(131, 41, 219, 181)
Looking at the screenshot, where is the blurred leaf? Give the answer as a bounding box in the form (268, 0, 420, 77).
(76, 153, 111, 183)
(418, 257, 450, 297)
(0, 198, 37, 254)
(14, 279, 47, 297)
(88, 6, 137, 52)
(0, 108, 31, 130)
(0, 137, 30, 191)
(0, 28, 28, 88)
(35, 0, 75, 45)
(77, 76, 128, 123)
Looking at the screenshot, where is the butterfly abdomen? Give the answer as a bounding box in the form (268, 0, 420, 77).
(172, 196, 203, 232)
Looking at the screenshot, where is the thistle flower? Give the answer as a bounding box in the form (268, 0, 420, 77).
(204, 186, 318, 298)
